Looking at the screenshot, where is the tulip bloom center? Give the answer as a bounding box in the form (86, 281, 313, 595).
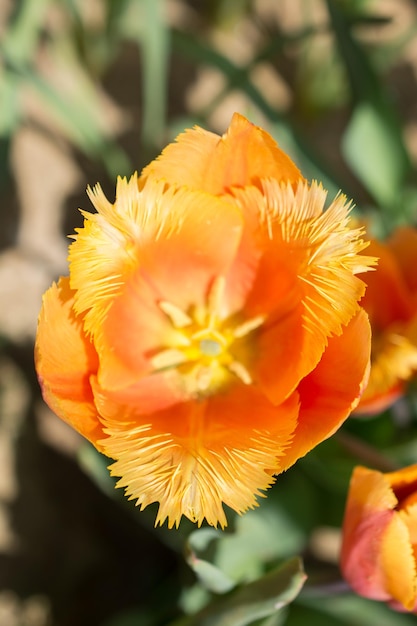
(152, 276, 263, 398)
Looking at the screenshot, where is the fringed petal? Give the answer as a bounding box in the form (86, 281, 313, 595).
(141, 112, 302, 195)
(98, 385, 299, 528)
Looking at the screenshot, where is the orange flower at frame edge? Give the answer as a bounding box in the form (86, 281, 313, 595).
(355, 227, 417, 415)
(35, 113, 375, 529)
(341, 464, 417, 612)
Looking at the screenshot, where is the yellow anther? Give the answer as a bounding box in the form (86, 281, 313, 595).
(151, 348, 187, 370)
(233, 315, 265, 338)
(227, 360, 253, 385)
(159, 301, 192, 328)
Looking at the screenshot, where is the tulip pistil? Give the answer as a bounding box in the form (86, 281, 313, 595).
(198, 338, 223, 357)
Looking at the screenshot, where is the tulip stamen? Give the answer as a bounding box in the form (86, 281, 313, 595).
(227, 360, 252, 385)
(234, 315, 265, 338)
(154, 280, 261, 395)
(159, 300, 193, 328)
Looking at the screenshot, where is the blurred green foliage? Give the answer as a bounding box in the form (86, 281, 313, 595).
(3, 0, 417, 624)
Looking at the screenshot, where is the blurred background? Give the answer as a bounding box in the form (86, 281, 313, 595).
(1, 0, 417, 624)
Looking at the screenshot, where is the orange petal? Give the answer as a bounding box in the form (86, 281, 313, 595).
(140, 124, 220, 191)
(354, 383, 404, 416)
(361, 239, 415, 329)
(141, 113, 302, 195)
(380, 512, 417, 610)
(399, 502, 417, 583)
(91, 368, 189, 417)
(131, 188, 243, 312)
(341, 466, 400, 602)
(384, 466, 417, 610)
(355, 330, 417, 415)
(96, 271, 173, 390)
(386, 464, 417, 496)
(97, 383, 300, 528)
(34, 277, 103, 446)
(387, 226, 417, 294)
(279, 309, 371, 472)
(251, 302, 309, 405)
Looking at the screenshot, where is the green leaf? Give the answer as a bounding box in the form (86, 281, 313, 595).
(175, 557, 306, 626)
(188, 557, 237, 595)
(138, 0, 170, 149)
(327, 0, 411, 216)
(256, 612, 287, 626)
(186, 529, 236, 594)
(215, 503, 306, 583)
(342, 101, 409, 210)
(188, 528, 222, 553)
(296, 593, 417, 626)
(1, 0, 52, 67)
(0, 72, 20, 136)
(185, 501, 306, 594)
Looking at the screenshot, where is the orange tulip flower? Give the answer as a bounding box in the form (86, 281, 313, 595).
(35, 113, 374, 528)
(341, 464, 417, 612)
(355, 226, 417, 414)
